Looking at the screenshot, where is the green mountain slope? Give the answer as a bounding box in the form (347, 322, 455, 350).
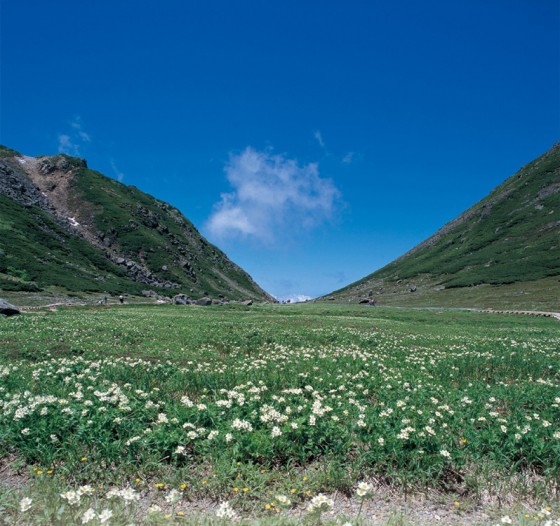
(0, 146, 273, 301)
(326, 142, 560, 309)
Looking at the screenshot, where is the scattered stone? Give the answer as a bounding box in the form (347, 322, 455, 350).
(195, 297, 212, 306)
(142, 290, 158, 298)
(173, 294, 190, 305)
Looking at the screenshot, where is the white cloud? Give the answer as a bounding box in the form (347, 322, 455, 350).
(314, 130, 325, 149)
(206, 147, 340, 245)
(57, 116, 91, 155)
(110, 160, 125, 182)
(342, 152, 354, 164)
(57, 134, 80, 155)
(278, 294, 313, 303)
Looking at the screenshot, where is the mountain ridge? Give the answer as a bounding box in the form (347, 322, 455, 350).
(324, 142, 560, 309)
(0, 145, 274, 302)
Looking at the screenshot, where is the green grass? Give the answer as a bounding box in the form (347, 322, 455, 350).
(0, 304, 559, 524)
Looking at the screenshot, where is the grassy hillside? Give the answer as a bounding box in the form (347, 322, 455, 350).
(327, 143, 560, 309)
(0, 146, 272, 301)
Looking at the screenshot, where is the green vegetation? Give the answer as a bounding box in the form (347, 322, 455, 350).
(0, 147, 270, 301)
(0, 304, 558, 524)
(329, 143, 560, 308)
(0, 195, 143, 295)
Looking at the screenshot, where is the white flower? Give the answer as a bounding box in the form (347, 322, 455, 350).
(82, 508, 96, 524)
(355, 481, 372, 498)
(119, 488, 140, 501)
(307, 493, 334, 514)
(98, 509, 113, 524)
(275, 494, 291, 506)
(19, 497, 32, 512)
(148, 504, 162, 513)
(165, 489, 181, 504)
(216, 501, 237, 520)
(60, 490, 81, 505)
(78, 485, 94, 496)
(500, 516, 513, 524)
(271, 426, 282, 437)
(440, 449, 451, 458)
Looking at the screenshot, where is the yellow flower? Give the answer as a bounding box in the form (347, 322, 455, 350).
(36, 470, 43, 475)
(81, 457, 87, 462)
(303, 476, 308, 481)
(265, 504, 271, 510)
(180, 483, 187, 490)
(233, 487, 239, 493)
(135, 478, 141, 483)
(47, 470, 53, 474)
(202, 480, 207, 485)
(290, 489, 296, 493)
(242, 487, 249, 492)
(177, 511, 184, 516)
(454, 501, 460, 507)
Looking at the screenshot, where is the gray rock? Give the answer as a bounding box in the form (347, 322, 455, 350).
(241, 299, 253, 306)
(173, 293, 190, 305)
(0, 298, 20, 316)
(196, 297, 212, 306)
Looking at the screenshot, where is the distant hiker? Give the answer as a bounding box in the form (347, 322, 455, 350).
(119, 295, 124, 304)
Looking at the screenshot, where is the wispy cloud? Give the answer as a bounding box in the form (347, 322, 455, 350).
(110, 160, 125, 182)
(342, 152, 355, 164)
(206, 147, 340, 245)
(314, 130, 326, 149)
(326, 270, 347, 284)
(57, 115, 91, 155)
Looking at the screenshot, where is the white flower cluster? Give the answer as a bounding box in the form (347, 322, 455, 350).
(216, 501, 238, 521)
(307, 493, 334, 514)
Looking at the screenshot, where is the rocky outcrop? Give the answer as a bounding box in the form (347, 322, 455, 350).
(0, 298, 20, 316)
(0, 160, 51, 209)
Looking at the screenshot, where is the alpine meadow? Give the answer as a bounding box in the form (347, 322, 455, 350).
(1, 1, 560, 525)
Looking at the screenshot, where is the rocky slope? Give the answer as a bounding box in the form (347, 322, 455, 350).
(324, 142, 560, 308)
(0, 146, 273, 301)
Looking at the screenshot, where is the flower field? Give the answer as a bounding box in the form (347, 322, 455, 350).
(0, 303, 558, 525)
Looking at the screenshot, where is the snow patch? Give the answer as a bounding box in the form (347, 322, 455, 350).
(68, 217, 80, 227)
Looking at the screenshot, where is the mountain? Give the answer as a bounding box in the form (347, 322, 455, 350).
(325, 142, 560, 310)
(0, 145, 273, 301)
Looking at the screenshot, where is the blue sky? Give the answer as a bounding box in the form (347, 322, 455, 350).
(1, 0, 559, 300)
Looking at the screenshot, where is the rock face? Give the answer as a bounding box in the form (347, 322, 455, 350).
(0, 298, 20, 316)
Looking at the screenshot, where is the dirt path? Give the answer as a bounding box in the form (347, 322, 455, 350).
(480, 309, 560, 321)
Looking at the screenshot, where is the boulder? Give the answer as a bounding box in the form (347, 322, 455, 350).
(173, 293, 190, 305)
(195, 297, 212, 306)
(241, 299, 253, 306)
(0, 298, 20, 316)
